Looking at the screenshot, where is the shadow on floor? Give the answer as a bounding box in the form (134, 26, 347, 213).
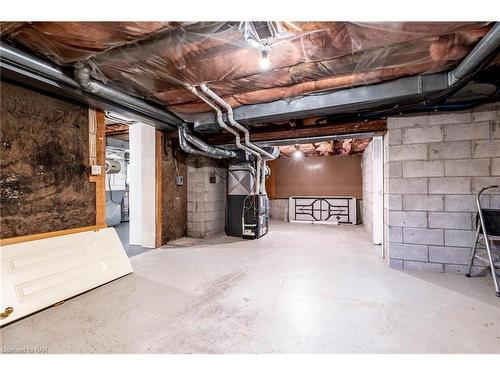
(404, 269, 500, 308)
(113, 222, 154, 258)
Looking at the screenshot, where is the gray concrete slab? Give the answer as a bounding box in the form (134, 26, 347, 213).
(1, 221, 499, 353)
(114, 221, 153, 258)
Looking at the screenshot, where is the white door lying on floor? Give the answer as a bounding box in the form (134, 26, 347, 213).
(0, 228, 133, 326)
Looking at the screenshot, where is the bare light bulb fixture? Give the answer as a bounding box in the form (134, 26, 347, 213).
(292, 145, 303, 159)
(259, 49, 270, 70)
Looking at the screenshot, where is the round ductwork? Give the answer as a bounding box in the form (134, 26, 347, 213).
(193, 120, 222, 133)
(446, 82, 497, 103)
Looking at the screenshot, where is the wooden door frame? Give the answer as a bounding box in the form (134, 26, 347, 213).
(90, 108, 106, 227)
(155, 129, 163, 248)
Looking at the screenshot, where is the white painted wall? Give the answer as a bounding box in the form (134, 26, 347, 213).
(129, 123, 156, 248)
(362, 140, 374, 237)
(362, 136, 384, 253)
(372, 136, 384, 247)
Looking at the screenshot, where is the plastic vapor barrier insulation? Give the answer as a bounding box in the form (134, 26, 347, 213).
(2, 22, 497, 123)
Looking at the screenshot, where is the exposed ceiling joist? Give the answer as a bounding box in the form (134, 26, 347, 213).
(105, 123, 129, 136)
(196, 119, 386, 146)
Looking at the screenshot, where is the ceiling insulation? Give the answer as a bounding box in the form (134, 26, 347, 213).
(1, 22, 495, 124)
(105, 123, 129, 136)
(278, 138, 372, 157)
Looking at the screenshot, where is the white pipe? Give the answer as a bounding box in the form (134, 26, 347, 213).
(199, 84, 277, 161)
(260, 160, 267, 194)
(183, 84, 262, 194)
(200, 84, 280, 194)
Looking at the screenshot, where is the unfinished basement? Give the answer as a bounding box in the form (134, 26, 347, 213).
(1, 20, 499, 356)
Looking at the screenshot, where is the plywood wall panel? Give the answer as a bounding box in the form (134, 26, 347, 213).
(267, 154, 362, 199)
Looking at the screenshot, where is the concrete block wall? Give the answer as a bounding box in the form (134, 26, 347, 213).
(385, 103, 500, 273)
(186, 155, 227, 238)
(269, 199, 289, 221)
(362, 139, 374, 237)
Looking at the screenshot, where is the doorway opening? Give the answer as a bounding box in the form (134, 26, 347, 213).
(265, 135, 384, 255)
(104, 113, 154, 257)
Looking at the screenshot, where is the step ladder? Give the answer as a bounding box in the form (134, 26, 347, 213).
(466, 185, 500, 297)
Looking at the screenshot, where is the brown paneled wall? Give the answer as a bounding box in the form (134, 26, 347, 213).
(0, 81, 97, 239)
(266, 154, 362, 199)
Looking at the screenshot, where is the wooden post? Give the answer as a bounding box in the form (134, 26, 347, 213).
(89, 108, 106, 227)
(155, 129, 163, 248)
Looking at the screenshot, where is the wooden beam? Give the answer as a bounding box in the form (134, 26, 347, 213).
(89, 108, 106, 226)
(0, 225, 107, 247)
(155, 129, 163, 248)
(94, 109, 106, 227)
(183, 119, 387, 145)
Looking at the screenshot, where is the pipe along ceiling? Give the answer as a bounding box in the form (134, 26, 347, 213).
(1, 22, 499, 163)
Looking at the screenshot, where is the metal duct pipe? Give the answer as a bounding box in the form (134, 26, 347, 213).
(75, 62, 234, 159)
(180, 123, 236, 158)
(182, 84, 262, 194)
(448, 22, 500, 85)
(0, 41, 80, 88)
(0, 43, 183, 130)
(74, 63, 182, 129)
(200, 83, 278, 162)
(177, 125, 226, 159)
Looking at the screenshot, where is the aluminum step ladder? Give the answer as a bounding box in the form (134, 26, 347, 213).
(466, 185, 500, 297)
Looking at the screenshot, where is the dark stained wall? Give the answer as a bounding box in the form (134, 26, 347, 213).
(0, 81, 96, 238)
(161, 137, 187, 243)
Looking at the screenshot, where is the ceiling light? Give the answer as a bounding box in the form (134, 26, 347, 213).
(292, 149, 303, 159)
(259, 49, 270, 70)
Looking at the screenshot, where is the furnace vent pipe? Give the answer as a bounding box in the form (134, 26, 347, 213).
(182, 84, 262, 194)
(74, 63, 237, 159)
(199, 83, 279, 162)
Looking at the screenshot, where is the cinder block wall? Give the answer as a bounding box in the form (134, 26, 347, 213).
(362, 139, 374, 237)
(186, 155, 227, 238)
(385, 103, 500, 273)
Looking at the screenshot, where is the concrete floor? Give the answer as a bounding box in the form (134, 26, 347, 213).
(1, 221, 499, 353)
(114, 221, 153, 257)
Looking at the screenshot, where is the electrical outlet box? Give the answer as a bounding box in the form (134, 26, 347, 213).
(209, 171, 216, 184)
(90, 165, 102, 175)
(175, 175, 184, 186)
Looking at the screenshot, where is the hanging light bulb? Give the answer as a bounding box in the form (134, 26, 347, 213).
(259, 49, 270, 70)
(292, 145, 303, 159)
